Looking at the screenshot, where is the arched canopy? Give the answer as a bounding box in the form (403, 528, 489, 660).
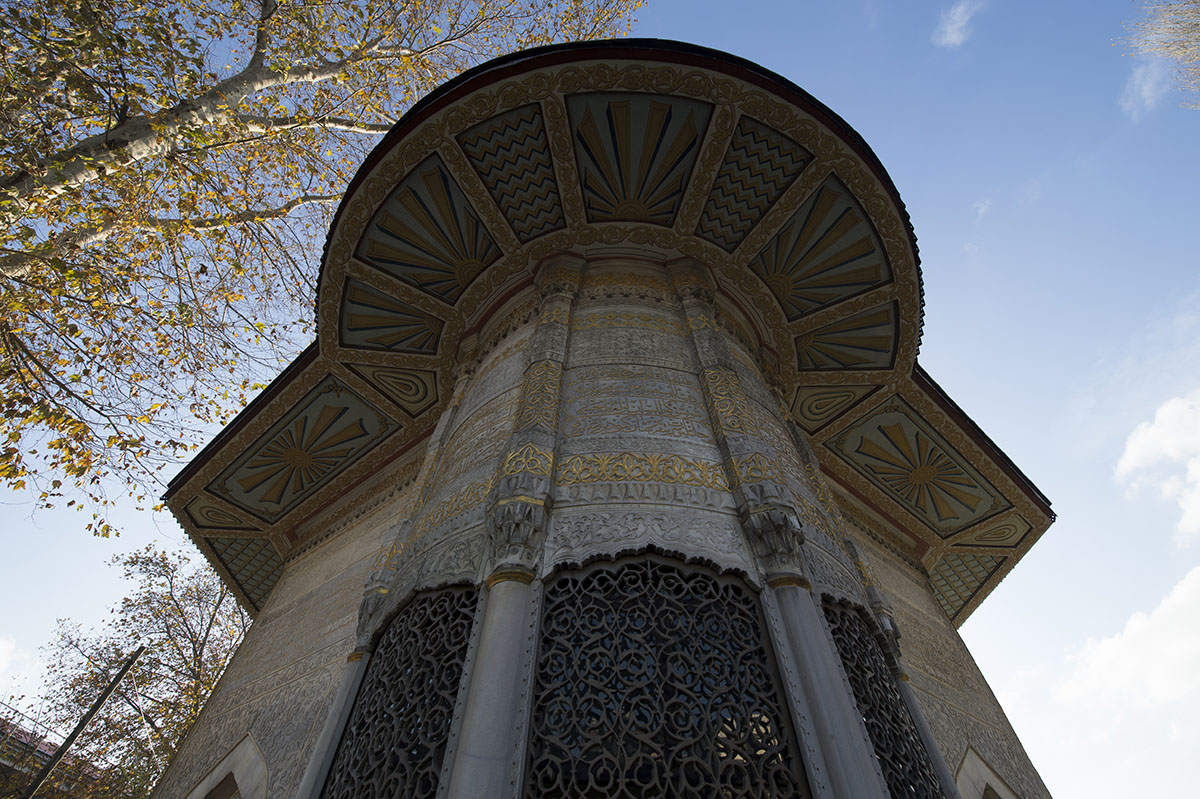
(166, 40, 1052, 622)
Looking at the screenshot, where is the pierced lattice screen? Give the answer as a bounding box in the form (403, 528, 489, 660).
(822, 601, 945, 799)
(322, 586, 477, 799)
(524, 557, 810, 798)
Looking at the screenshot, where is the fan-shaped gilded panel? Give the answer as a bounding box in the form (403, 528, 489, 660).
(340, 279, 444, 353)
(795, 303, 897, 371)
(829, 397, 1006, 535)
(184, 495, 261, 531)
(790, 384, 881, 433)
(750, 175, 892, 320)
(356, 154, 501, 303)
(567, 92, 713, 225)
(954, 516, 1031, 548)
(696, 115, 810, 252)
(458, 104, 565, 242)
(209, 377, 399, 523)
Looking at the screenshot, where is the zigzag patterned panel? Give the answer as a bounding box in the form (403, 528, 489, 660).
(567, 93, 713, 225)
(795, 303, 897, 371)
(208, 537, 284, 610)
(340, 279, 444, 353)
(356, 154, 501, 304)
(210, 377, 399, 523)
(750, 176, 892, 320)
(696, 116, 810, 252)
(929, 552, 1005, 619)
(458, 104, 566, 242)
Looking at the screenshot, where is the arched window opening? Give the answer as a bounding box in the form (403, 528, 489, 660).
(322, 586, 477, 799)
(524, 556, 809, 798)
(822, 600, 944, 799)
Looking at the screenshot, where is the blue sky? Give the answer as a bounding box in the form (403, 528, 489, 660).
(3, 1, 1199, 796)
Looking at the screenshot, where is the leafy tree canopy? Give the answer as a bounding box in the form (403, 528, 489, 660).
(28, 545, 251, 799)
(0, 0, 640, 532)
(1128, 0, 1200, 107)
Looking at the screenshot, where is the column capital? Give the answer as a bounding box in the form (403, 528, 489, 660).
(767, 573, 813, 591)
(487, 493, 550, 572)
(533, 252, 586, 299)
(742, 502, 807, 574)
(665, 256, 717, 305)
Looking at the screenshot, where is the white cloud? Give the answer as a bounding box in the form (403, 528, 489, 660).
(1058, 564, 1200, 708)
(1116, 387, 1200, 544)
(932, 1, 986, 48)
(0, 636, 37, 701)
(1020, 178, 1042, 204)
(973, 198, 992, 220)
(860, 0, 882, 29)
(1120, 58, 1171, 121)
(976, 568, 1200, 797)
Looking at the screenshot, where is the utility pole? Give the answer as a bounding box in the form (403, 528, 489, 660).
(20, 645, 145, 799)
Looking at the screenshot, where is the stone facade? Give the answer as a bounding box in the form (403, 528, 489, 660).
(847, 526, 1051, 799)
(155, 478, 418, 799)
(159, 40, 1055, 799)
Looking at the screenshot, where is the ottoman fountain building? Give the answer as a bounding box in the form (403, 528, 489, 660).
(158, 41, 1055, 799)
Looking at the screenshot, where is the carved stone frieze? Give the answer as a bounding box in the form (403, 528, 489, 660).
(420, 531, 488, 588)
(666, 259, 717, 305)
(803, 544, 867, 605)
(702, 366, 761, 437)
(578, 270, 677, 304)
(515, 360, 563, 432)
(544, 510, 751, 575)
(556, 451, 729, 490)
(553, 478, 735, 512)
(560, 361, 717, 448)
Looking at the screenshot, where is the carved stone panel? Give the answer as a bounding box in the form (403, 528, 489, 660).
(544, 509, 751, 575)
(560, 364, 718, 449)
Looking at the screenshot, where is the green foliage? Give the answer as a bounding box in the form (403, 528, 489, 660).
(0, 0, 642, 532)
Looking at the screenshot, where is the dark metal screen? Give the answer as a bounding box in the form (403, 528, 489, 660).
(524, 557, 810, 798)
(822, 601, 944, 799)
(322, 586, 477, 799)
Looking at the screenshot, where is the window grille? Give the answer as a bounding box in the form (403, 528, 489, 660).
(822, 601, 944, 799)
(322, 586, 477, 799)
(524, 557, 809, 798)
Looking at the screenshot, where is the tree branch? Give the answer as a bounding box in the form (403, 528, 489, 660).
(0, 194, 340, 279)
(236, 113, 393, 135)
(251, 0, 279, 69)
